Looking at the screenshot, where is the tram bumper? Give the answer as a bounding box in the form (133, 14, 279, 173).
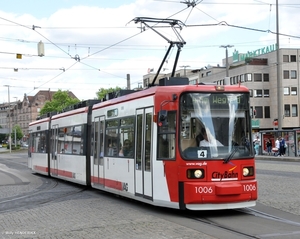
(181, 181, 257, 206)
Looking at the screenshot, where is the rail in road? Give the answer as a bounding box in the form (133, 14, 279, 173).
(1, 152, 300, 239)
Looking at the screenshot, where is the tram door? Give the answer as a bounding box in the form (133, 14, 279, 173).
(92, 116, 105, 188)
(135, 107, 153, 199)
(51, 124, 59, 176)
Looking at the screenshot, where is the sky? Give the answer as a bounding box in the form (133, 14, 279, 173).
(1, 0, 300, 102)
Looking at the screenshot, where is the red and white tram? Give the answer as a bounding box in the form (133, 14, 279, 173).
(28, 81, 257, 210)
(28, 117, 50, 176)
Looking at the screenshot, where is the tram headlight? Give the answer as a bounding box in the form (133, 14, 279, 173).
(194, 170, 202, 178)
(187, 169, 204, 179)
(243, 167, 254, 177)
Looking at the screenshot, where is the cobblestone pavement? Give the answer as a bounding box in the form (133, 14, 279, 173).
(255, 155, 300, 216)
(0, 152, 299, 239)
(0, 152, 215, 239)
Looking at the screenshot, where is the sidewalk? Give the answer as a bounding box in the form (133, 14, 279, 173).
(0, 147, 28, 154)
(256, 154, 300, 162)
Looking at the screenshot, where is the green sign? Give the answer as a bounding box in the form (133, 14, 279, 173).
(233, 44, 277, 63)
(251, 119, 260, 128)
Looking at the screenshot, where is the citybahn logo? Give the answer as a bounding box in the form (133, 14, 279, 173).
(211, 162, 238, 181)
(228, 161, 237, 171)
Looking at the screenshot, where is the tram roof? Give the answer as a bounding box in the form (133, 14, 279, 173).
(92, 84, 249, 110)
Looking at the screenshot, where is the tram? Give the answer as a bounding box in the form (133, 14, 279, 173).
(28, 80, 257, 210)
(28, 17, 257, 210)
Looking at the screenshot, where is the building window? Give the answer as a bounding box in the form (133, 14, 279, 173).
(283, 70, 289, 79)
(263, 73, 269, 82)
(254, 73, 262, 82)
(291, 55, 296, 62)
(292, 105, 298, 117)
(284, 87, 290, 95)
(232, 76, 236, 84)
(254, 89, 262, 97)
(283, 55, 289, 62)
(284, 104, 290, 117)
(264, 106, 270, 118)
(144, 78, 150, 87)
(263, 89, 269, 97)
(254, 106, 263, 118)
(291, 87, 297, 95)
(246, 73, 252, 81)
(240, 74, 245, 82)
(291, 70, 297, 79)
(206, 71, 211, 76)
(249, 89, 253, 97)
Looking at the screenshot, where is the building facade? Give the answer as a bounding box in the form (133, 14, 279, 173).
(0, 90, 78, 140)
(143, 47, 300, 132)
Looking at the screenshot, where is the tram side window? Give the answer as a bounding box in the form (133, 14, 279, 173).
(119, 117, 135, 158)
(57, 125, 84, 155)
(157, 111, 176, 160)
(105, 120, 119, 156)
(32, 131, 47, 153)
(105, 117, 135, 158)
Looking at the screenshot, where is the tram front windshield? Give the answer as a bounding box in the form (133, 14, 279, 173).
(180, 92, 253, 160)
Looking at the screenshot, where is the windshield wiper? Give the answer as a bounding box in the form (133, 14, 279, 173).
(224, 146, 239, 164)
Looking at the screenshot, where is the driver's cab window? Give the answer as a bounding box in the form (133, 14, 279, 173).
(180, 93, 252, 159)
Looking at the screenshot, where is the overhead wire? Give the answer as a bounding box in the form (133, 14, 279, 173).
(1, 1, 300, 95)
(27, 61, 79, 94)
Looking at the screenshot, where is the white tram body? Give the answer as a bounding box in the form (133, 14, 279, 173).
(50, 107, 90, 185)
(90, 92, 173, 207)
(28, 117, 50, 176)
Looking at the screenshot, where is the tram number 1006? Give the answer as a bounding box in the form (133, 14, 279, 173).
(195, 186, 213, 194)
(243, 184, 256, 192)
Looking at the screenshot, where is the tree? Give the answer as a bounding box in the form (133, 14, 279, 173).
(40, 90, 80, 115)
(96, 86, 122, 100)
(11, 125, 23, 141)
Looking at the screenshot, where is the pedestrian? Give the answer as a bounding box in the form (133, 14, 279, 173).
(253, 136, 260, 156)
(280, 137, 286, 156)
(275, 137, 280, 156)
(266, 138, 272, 155)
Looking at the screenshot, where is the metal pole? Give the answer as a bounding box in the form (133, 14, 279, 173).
(276, 0, 282, 130)
(220, 45, 234, 77)
(126, 74, 130, 90)
(180, 65, 190, 76)
(225, 48, 229, 77)
(4, 85, 11, 153)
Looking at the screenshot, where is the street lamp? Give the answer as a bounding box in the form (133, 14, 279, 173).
(4, 85, 11, 153)
(220, 45, 234, 77)
(276, 0, 282, 130)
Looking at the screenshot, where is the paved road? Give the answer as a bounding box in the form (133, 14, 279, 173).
(0, 151, 214, 239)
(0, 151, 299, 239)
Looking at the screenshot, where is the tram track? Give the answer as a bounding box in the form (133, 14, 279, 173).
(0, 176, 86, 213)
(239, 207, 300, 227)
(183, 207, 300, 239)
(186, 212, 260, 239)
